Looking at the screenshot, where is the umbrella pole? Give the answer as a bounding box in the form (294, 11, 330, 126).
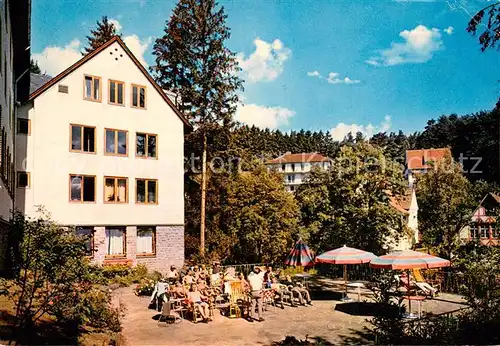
(344, 265, 348, 298)
(407, 269, 413, 318)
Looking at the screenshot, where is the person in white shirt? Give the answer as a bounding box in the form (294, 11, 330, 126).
(166, 265, 179, 282)
(247, 266, 265, 322)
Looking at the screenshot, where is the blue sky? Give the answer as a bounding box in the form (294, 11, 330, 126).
(32, 0, 500, 139)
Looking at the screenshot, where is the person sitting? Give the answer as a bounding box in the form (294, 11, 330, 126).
(166, 265, 179, 283)
(263, 266, 275, 288)
(171, 281, 187, 299)
(283, 275, 312, 306)
(270, 277, 288, 309)
(400, 272, 437, 297)
(188, 283, 211, 323)
(238, 272, 251, 293)
(183, 271, 196, 285)
(200, 264, 209, 277)
(295, 281, 312, 306)
(193, 265, 200, 280)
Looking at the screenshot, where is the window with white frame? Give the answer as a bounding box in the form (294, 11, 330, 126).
(136, 227, 156, 255)
(287, 174, 295, 183)
(105, 228, 126, 257)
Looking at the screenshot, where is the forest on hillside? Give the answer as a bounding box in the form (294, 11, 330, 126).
(229, 104, 499, 184)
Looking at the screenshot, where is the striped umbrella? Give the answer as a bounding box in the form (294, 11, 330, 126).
(369, 250, 450, 270)
(316, 245, 376, 301)
(370, 250, 450, 318)
(284, 239, 315, 267)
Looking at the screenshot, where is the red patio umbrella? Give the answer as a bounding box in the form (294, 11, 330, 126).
(370, 250, 450, 318)
(316, 245, 376, 301)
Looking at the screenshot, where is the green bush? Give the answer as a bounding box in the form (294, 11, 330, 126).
(102, 264, 131, 279)
(1, 211, 124, 342)
(134, 278, 156, 296)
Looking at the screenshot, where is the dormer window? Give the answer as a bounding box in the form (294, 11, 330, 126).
(84, 75, 101, 102)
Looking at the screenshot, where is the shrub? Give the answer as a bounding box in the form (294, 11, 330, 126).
(1, 210, 124, 342)
(130, 264, 148, 283)
(134, 279, 155, 296)
(102, 264, 131, 280)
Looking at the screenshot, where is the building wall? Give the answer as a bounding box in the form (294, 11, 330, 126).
(15, 41, 185, 227)
(0, 0, 15, 223)
(14, 40, 186, 271)
(267, 161, 331, 192)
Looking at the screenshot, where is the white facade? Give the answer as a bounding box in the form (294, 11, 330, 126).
(15, 38, 186, 271)
(386, 188, 419, 251)
(266, 156, 331, 192)
(0, 0, 16, 224)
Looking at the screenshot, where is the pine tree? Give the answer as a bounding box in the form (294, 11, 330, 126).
(152, 0, 243, 256)
(83, 16, 121, 55)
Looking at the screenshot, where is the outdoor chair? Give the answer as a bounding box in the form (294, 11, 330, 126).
(228, 281, 246, 318)
(262, 289, 277, 312)
(158, 301, 182, 325)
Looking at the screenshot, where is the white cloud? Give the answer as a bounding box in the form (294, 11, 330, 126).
(444, 26, 454, 35)
(237, 38, 291, 83)
(32, 39, 82, 76)
(33, 33, 151, 76)
(235, 103, 295, 129)
(327, 72, 360, 84)
(308, 70, 360, 84)
(123, 34, 152, 66)
(366, 25, 444, 66)
(330, 115, 392, 141)
(109, 18, 122, 32)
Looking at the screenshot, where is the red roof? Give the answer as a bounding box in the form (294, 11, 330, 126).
(266, 152, 331, 164)
(389, 188, 413, 214)
(29, 36, 191, 128)
(406, 148, 451, 170)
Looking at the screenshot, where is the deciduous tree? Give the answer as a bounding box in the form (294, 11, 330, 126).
(296, 143, 407, 255)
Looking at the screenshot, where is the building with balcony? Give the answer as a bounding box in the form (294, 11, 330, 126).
(0, 0, 31, 273)
(265, 152, 332, 192)
(15, 36, 189, 272)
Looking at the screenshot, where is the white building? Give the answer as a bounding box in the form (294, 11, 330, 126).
(387, 188, 419, 251)
(15, 36, 189, 272)
(0, 0, 31, 273)
(266, 152, 332, 192)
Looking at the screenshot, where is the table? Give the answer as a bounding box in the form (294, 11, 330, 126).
(405, 295, 426, 319)
(347, 282, 365, 302)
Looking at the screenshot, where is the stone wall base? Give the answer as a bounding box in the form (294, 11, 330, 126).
(92, 225, 184, 274)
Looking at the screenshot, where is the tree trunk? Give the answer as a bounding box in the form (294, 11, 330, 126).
(200, 134, 207, 256)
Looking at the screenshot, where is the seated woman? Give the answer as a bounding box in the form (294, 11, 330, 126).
(171, 281, 187, 299)
(187, 283, 211, 323)
(183, 271, 196, 285)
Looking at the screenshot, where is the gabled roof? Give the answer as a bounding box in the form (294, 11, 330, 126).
(406, 148, 451, 170)
(266, 152, 331, 164)
(30, 73, 52, 94)
(29, 36, 191, 128)
(389, 188, 414, 214)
